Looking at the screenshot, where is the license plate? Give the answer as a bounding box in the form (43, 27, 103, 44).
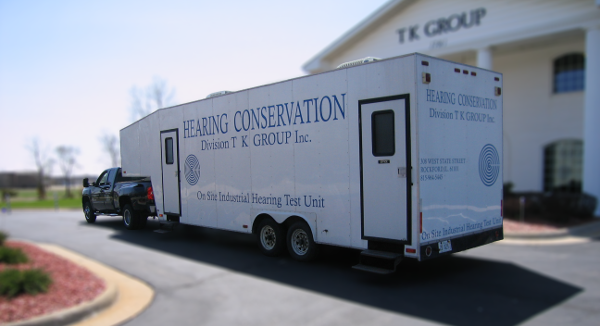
(438, 240, 452, 253)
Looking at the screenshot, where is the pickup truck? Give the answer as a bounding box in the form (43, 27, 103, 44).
(82, 167, 156, 229)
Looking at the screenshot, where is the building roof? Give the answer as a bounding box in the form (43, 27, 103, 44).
(302, 0, 600, 74)
(302, 0, 409, 73)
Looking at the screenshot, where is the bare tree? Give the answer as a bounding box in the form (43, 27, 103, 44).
(99, 132, 120, 167)
(130, 76, 176, 121)
(27, 139, 54, 200)
(55, 146, 79, 198)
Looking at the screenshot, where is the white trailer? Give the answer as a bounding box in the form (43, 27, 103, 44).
(120, 53, 504, 274)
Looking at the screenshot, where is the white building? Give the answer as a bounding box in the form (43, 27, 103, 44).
(304, 0, 600, 215)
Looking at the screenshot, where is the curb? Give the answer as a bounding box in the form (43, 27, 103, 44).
(2, 242, 154, 326)
(3, 280, 118, 326)
(504, 219, 600, 240)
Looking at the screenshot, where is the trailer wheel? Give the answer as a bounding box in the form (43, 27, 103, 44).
(257, 218, 286, 256)
(287, 221, 318, 261)
(83, 201, 96, 224)
(122, 204, 139, 230)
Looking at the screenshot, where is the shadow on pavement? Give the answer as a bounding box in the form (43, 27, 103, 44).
(89, 218, 581, 326)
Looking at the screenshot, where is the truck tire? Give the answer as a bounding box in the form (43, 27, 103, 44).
(287, 221, 318, 261)
(122, 204, 139, 230)
(256, 218, 286, 256)
(83, 201, 96, 224)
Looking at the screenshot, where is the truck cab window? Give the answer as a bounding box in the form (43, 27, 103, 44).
(165, 137, 174, 164)
(97, 171, 109, 185)
(371, 110, 395, 156)
(114, 168, 123, 182)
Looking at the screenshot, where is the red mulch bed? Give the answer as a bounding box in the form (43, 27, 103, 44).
(503, 215, 597, 234)
(503, 218, 562, 234)
(0, 241, 105, 324)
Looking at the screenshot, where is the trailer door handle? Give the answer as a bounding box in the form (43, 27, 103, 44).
(398, 167, 407, 178)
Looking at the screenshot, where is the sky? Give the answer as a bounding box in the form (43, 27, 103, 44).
(0, 0, 389, 177)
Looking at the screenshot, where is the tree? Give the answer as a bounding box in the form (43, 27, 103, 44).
(129, 76, 176, 121)
(55, 146, 79, 198)
(27, 139, 54, 200)
(99, 132, 120, 167)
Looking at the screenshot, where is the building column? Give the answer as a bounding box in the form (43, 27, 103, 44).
(583, 26, 600, 216)
(477, 48, 493, 70)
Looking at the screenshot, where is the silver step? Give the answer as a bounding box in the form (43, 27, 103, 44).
(352, 264, 396, 275)
(352, 249, 403, 274)
(360, 249, 403, 260)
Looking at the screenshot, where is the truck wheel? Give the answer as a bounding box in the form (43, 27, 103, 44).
(122, 204, 139, 230)
(83, 201, 96, 224)
(287, 221, 318, 261)
(256, 218, 286, 256)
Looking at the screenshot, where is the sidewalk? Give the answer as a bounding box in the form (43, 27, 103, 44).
(503, 217, 600, 240)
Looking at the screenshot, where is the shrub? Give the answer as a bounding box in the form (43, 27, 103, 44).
(0, 269, 22, 298)
(0, 268, 52, 298)
(22, 269, 53, 295)
(1, 189, 18, 202)
(0, 246, 28, 264)
(0, 231, 7, 246)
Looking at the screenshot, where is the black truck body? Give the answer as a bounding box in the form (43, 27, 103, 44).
(82, 167, 155, 229)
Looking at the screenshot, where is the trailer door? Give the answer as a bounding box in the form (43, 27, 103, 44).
(359, 95, 411, 242)
(160, 129, 181, 216)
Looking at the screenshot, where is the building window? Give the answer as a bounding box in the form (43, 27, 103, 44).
(553, 53, 585, 93)
(543, 139, 583, 193)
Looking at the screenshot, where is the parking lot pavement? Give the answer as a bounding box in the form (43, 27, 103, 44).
(1, 210, 599, 326)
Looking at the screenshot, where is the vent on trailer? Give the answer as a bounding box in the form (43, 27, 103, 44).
(336, 57, 380, 69)
(206, 90, 233, 99)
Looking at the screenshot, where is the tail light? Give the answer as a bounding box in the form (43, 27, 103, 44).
(147, 186, 154, 201)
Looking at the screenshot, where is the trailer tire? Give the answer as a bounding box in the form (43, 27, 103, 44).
(83, 201, 96, 224)
(122, 204, 139, 230)
(287, 221, 318, 261)
(256, 218, 286, 256)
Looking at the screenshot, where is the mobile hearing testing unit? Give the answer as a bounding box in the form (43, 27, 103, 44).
(121, 53, 504, 274)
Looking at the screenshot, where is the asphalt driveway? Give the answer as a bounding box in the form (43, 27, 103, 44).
(1, 210, 598, 326)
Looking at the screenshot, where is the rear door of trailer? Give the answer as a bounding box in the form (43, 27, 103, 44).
(416, 55, 503, 260)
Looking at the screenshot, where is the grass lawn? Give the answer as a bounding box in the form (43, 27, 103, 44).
(1, 188, 82, 210)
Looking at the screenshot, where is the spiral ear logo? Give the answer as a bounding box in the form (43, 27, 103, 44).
(184, 154, 200, 185)
(478, 144, 500, 187)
